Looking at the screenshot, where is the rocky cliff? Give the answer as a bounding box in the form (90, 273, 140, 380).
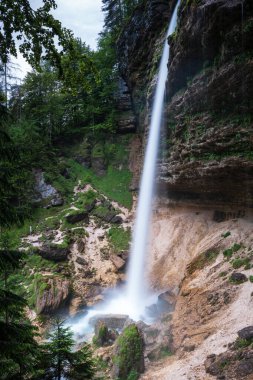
(116, 0, 253, 379)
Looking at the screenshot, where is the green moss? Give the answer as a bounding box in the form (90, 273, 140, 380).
(107, 227, 131, 252)
(221, 231, 231, 238)
(249, 276, 253, 283)
(188, 250, 219, 274)
(113, 325, 143, 380)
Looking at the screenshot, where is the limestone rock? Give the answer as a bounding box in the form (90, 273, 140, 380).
(110, 255, 126, 271)
(36, 277, 70, 314)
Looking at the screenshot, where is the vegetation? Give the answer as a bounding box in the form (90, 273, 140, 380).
(113, 324, 143, 380)
(187, 250, 219, 274)
(108, 227, 131, 252)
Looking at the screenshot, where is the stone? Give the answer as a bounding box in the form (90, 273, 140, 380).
(75, 155, 91, 169)
(89, 314, 130, 331)
(66, 212, 89, 224)
(157, 291, 176, 313)
(85, 200, 96, 213)
(76, 256, 88, 266)
(51, 196, 64, 207)
(110, 255, 126, 271)
(38, 245, 69, 262)
(238, 326, 253, 341)
(230, 272, 248, 284)
(77, 238, 86, 253)
(110, 215, 123, 224)
(36, 277, 70, 314)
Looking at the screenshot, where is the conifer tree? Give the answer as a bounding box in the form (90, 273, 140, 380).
(0, 234, 39, 379)
(37, 318, 96, 380)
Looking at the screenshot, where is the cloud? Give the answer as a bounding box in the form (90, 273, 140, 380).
(52, 0, 104, 49)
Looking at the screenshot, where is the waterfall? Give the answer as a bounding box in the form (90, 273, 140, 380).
(124, 1, 180, 319)
(68, 1, 180, 336)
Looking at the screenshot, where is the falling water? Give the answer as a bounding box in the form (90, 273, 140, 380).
(124, 0, 180, 319)
(67, 1, 180, 336)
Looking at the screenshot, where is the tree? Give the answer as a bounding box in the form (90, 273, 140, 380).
(0, 0, 73, 71)
(0, 234, 39, 379)
(38, 318, 96, 380)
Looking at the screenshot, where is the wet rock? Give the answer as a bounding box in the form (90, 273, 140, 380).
(66, 212, 89, 224)
(89, 314, 130, 331)
(157, 290, 176, 313)
(238, 326, 253, 341)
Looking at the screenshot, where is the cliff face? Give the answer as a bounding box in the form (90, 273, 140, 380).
(118, 0, 253, 208)
(117, 1, 253, 379)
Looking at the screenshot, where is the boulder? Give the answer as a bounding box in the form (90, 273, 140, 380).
(51, 196, 64, 207)
(110, 255, 126, 271)
(238, 326, 253, 341)
(77, 238, 86, 253)
(230, 272, 248, 284)
(76, 256, 88, 266)
(89, 314, 130, 331)
(38, 245, 69, 262)
(111, 215, 123, 224)
(36, 277, 70, 314)
(66, 212, 89, 224)
(157, 290, 176, 313)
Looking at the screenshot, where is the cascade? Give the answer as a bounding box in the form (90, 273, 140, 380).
(69, 1, 180, 335)
(125, 0, 180, 319)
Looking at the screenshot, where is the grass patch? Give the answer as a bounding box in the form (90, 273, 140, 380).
(107, 227, 131, 252)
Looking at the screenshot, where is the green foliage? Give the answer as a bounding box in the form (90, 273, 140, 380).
(0, 233, 39, 379)
(232, 258, 250, 270)
(221, 231, 231, 238)
(249, 276, 253, 283)
(223, 243, 242, 260)
(113, 324, 143, 380)
(38, 318, 96, 379)
(0, 0, 73, 69)
(235, 338, 253, 349)
(108, 227, 131, 252)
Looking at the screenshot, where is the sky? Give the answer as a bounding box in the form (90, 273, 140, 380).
(14, 0, 104, 79)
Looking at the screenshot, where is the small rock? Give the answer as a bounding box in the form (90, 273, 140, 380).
(230, 272, 248, 284)
(76, 256, 88, 266)
(77, 239, 85, 253)
(238, 326, 253, 341)
(110, 215, 123, 224)
(110, 255, 126, 270)
(51, 196, 64, 207)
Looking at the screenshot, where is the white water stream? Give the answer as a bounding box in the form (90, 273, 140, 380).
(68, 1, 180, 335)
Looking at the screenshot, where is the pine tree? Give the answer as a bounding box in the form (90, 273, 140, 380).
(0, 233, 39, 379)
(37, 318, 96, 380)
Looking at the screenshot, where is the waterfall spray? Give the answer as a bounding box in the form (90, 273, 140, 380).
(124, 1, 180, 319)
